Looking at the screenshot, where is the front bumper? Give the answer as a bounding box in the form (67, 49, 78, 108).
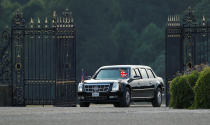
(78, 91, 122, 104)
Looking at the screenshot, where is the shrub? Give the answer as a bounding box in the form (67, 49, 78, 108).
(187, 71, 200, 88)
(194, 67, 210, 108)
(169, 76, 180, 108)
(169, 75, 194, 109)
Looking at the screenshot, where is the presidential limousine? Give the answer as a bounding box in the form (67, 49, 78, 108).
(78, 65, 164, 107)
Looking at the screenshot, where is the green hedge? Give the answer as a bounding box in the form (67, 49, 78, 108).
(194, 67, 210, 108)
(188, 71, 200, 88)
(169, 68, 210, 109)
(169, 75, 194, 108)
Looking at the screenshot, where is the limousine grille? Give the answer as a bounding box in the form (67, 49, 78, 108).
(84, 84, 110, 92)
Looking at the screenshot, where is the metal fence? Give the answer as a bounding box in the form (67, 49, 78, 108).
(0, 9, 76, 106)
(165, 7, 210, 106)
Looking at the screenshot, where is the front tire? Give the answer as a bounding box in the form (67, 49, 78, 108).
(80, 102, 90, 107)
(152, 87, 162, 107)
(119, 87, 131, 107)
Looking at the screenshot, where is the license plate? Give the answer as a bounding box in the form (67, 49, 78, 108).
(92, 92, 99, 97)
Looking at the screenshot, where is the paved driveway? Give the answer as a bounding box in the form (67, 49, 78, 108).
(0, 105, 210, 125)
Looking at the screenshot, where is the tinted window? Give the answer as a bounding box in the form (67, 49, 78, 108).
(94, 68, 130, 80)
(147, 69, 155, 78)
(131, 69, 137, 77)
(140, 68, 148, 79)
(134, 69, 141, 77)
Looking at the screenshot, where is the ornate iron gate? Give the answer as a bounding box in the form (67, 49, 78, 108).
(0, 9, 76, 106)
(165, 7, 210, 106)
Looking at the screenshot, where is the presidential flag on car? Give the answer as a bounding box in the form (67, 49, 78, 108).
(120, 70, 127, 78)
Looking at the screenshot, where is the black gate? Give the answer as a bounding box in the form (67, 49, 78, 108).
(0, 9, 76, 106)
(165, 7, 210, 106)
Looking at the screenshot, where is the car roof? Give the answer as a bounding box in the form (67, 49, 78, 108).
(99, 65, 151, 69)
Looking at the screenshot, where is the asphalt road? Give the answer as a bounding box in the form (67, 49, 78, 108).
(0, 104, 210, 125)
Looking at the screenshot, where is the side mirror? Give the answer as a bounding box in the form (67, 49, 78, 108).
(128, 76, 141, 82)
(133, 76, 141, 79)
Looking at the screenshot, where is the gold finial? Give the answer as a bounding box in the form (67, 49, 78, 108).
(168, 16, 171, 26)
(53, 11, 56, 17)
(45, 17, 48, 28)
(17, 53, 20, 58)
(168, 16, 170, 22)
(172, 16, 175, 21)
(171, 16, 174, 26)
(169, 15, 171, 21)
(30, 18, 34, 28)
(30, 18, 34, 24)
(202, 16, 206, 26)
(38, 17, 40, 24)
(45, 17, 48, 23)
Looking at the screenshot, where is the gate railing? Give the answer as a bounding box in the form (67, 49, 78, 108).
(0, 9, 77, 106)
(0, 29, 11, 85)
(165, 6, 210, 106)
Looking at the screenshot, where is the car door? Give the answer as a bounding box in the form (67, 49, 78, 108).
(130, 68, 141, 98)
(146, 69, 156, 97)
(138, 68, 150, 97)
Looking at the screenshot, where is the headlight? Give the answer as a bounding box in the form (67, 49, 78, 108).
(78, 83, 83, 92)
(112, 82, 119, 92)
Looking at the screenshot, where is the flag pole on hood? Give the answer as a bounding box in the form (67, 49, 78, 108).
(81, 68, 84, 83)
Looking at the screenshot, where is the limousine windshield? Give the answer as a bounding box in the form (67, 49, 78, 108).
(94, 68, 130, 80)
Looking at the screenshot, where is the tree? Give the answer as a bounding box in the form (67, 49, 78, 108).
(132, 23, 164, 64)
(111, 21, 137, 64)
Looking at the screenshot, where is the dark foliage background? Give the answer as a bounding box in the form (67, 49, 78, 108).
(0, 0, 208, 80)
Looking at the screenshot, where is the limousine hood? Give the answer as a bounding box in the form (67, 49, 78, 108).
(83, 79, 128, 84)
